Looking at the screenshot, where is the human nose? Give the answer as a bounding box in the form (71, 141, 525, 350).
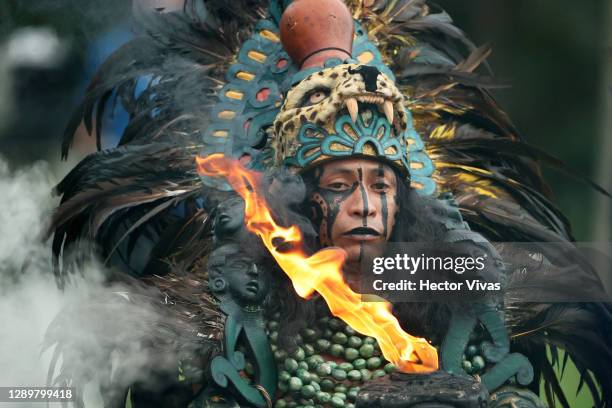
(347, 184, 377, 218)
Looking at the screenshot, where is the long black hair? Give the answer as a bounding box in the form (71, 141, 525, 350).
(266, 166, 453, 348)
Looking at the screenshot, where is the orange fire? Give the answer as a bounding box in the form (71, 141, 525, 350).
(196, 154, 438, 373)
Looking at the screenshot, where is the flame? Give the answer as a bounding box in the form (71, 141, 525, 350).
(196, 154, 438, 373)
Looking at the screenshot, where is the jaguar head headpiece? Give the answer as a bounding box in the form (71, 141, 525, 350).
(272, 63, 411, 177)
(272, 0, 411, 177)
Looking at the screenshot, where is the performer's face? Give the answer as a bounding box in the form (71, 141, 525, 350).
(308, 159, 398, 264)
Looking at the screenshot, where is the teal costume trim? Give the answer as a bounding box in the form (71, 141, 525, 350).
(441, 302, 534, 391)
(200, 18, 297, 191)
(285, 109, 411, 175)
(210, 303, 277, 407)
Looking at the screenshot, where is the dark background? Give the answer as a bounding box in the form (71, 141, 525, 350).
(0, 1, 610, 406)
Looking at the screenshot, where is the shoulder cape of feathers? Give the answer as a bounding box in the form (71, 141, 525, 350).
(48, 1, 611, 406)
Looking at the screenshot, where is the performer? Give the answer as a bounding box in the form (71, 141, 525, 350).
(48, 1, 611, 407)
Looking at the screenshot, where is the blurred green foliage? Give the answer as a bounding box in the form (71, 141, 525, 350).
(438, 0, 609, 241)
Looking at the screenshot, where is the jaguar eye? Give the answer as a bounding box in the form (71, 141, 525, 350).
(309, 91, 328, 104)
(300, 87, 331, 107)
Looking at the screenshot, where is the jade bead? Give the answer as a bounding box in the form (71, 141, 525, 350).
(315, 339, 330, 352)
(364, 337, 376, 345)
(353, 358, 366, 370)
(360, 369, 372, 381)
(344, 348, 359, 361)
(285, 358, 299, 373)
(305, 356, 317, 370)
(339, 362, 353, 372)
(294, 334, 304, 345)
(346, 403, 356, 408)
(373, 369, 386, 378)
(289, 377, 303, 391)
(311, 381, 321, 392)
(268, 321, 279, 331)
(384, 362, 396, 373)
(271, 344, 278, 352)
(359, 344, 375, 358)
(279, 370, 291, 382)
(347, 370, 362, 381)
(275, 350, 288, 362)
(296, 368, 311, 384)
(302, 329, 317, 341)
(472, 355, 485, 371)
(334, 385, 347, 393)
(316, 391, 331, 403)
(348, 336, 363, 349)
(245, 362, 255, 375)
(328, 318, 344, 331)
(269, 331, 279, 342)
(317, 317, 330, 327)
(306, 356, 321, 370)
(298, 361, 309, 370)
(303, 344, 315, 357)
(293, 347, 305, 361)
(323, 329, 333, 339)
(330, 396, 344, 407)
(316, 363, 332, 376)
(330, 344, 344, 357)
(344, 325, 356, 336)
(301, 385, 315, 398)
(321, 379, 335, 391)
(274, 399, 287, 408)
(366, 357, 382, 369)
(466, 345, 478, 357)
(331, 369, 347, 381)
(462, 360, 473, 373)
(347, 388, 359, 401)
(333, 392, 347, 401)
(332, 332, 348, 345)
(278, 382, 288, 393)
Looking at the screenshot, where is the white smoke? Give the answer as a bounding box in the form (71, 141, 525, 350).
(0, 158, 192, 407)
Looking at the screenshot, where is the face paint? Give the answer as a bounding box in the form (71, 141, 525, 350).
(307, 159, 399, 264)
(310, 178, 359, 247)
(357, 168, 368, 228)
(378, 163, 389, 238)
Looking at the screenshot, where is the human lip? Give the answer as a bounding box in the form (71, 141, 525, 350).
(342, 227, 381, 241)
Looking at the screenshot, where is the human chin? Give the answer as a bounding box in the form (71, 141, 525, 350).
(334, 236, 385, 264)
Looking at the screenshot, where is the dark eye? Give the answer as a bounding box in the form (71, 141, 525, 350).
(372, 182, 390, 192)
(324, 182, 350, 192)
(300, 87, 331, 107)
